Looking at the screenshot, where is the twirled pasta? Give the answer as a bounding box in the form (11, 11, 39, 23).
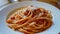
(6, 6, 53, 34)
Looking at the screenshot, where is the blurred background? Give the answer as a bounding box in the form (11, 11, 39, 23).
(0, 0, 60, 9)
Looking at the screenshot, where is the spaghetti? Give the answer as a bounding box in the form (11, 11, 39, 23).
(6, 6, 53, 34)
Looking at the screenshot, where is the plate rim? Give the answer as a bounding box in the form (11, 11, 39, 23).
(0, 1, 60, 11)
(0, 1, 60, 34)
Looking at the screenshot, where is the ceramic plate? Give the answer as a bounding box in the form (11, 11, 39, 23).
(0, 1, 60, 34)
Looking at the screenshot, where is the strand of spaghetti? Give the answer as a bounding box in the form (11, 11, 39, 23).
(36, 17, 52, 26)
(13, 12, 33, 29)
(27, 17, 52, 29)
(8, 24, 19, 30)
(23, 29, 34, 34)
(15, 16, 37, 29)
(43, 20, 52, 29)
(17, 16, 52, 32)
(26, 10, 32, 16)
(18, 28, 34, 34)
(15, 10, 33, 24)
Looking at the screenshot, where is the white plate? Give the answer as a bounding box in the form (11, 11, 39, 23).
(0, 1, 60, 34)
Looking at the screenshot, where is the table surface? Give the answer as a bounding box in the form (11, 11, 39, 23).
(38, 0, 60, 9)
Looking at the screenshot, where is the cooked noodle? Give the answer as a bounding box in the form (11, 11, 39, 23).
(6, 6, 53, 34)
